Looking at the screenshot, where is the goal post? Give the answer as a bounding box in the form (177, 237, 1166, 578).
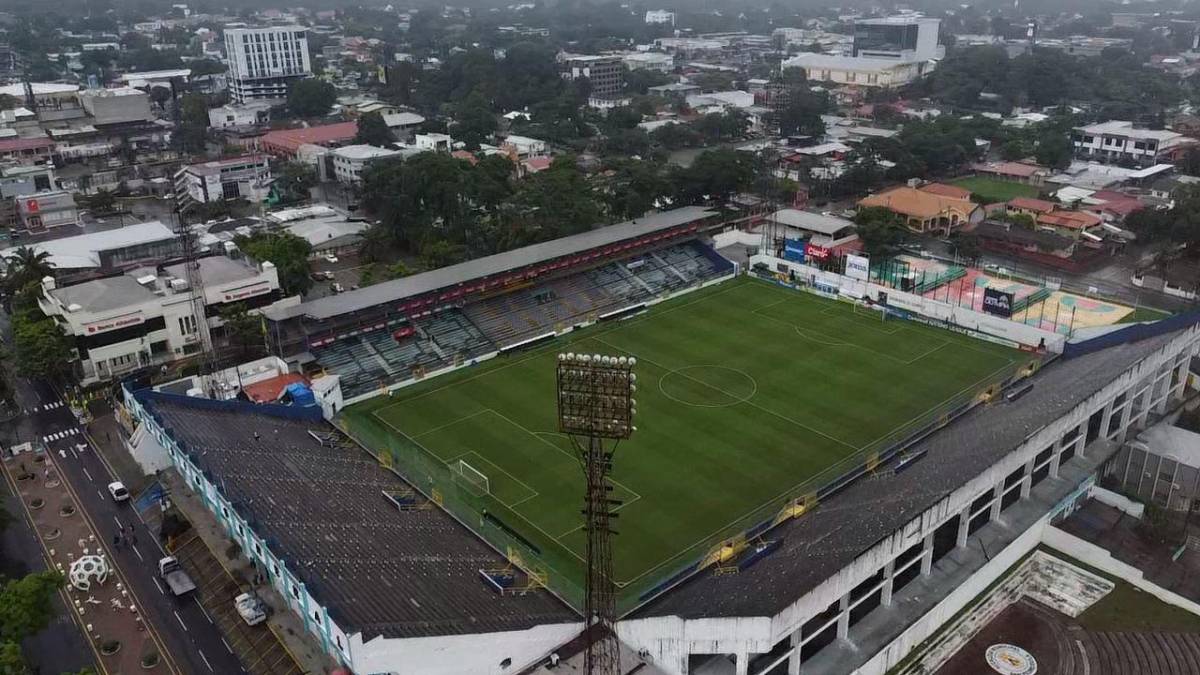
(454, 459, 490, 497)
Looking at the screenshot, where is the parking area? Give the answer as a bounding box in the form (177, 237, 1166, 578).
(139, 502, 304, 675)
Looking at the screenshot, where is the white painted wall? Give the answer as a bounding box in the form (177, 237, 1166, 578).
(348, 622, 582, 675)
(751, 254, 1067, 352)
(1089, 485, 1145, 519)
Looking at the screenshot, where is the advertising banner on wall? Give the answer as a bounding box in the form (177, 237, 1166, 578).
(804, 243, 830, 262)
(844, 254, 870, 281)
(784, 238, 807, 263)
(982, 287, 1015, 317)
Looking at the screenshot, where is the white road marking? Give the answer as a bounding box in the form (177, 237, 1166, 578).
(221, 638, 234, 654)
(81, 467, 93, 482)
(152, 578, 165, 595)
(174, 610, 188, 632)
(96, 490, 104, 500)
(195, 598, 214, 624)
(198, 649, 213, 671)
(132, 545, 144, 562)
(112, 515, 122, 528)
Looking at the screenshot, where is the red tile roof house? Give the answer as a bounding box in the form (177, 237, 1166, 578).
(970, 160, 1052, 186)
(917, 182, 973, 200)
(1006, 197, 1057, 218)
(1036, 209, 1105, 241)
(259, 122, 359, 158)
(0, 136, 54, 163)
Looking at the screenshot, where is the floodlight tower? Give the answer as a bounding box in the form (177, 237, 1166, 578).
(556, 352, 637, 675)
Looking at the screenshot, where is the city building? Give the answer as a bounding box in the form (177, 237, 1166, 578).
(0, 221, 181, 279)
(622, 52, 674, 73)
(781, 53, 934, 88)
(858, 185, 982, 234)
(207, 101, 274, 129)
(559, 54, 624, 99)
(259, 122, 358, 157)
(381, 111, 425, 140)
(1105, 412, 1200, 511)
(1072, 121, 1194, 167)
(267, 205, 371, 258)
(329, 144, 402, 184)
(853, 16, 942, 61)
(769, 209, 859, 248)
(78, 87, 155, 125)
(37, 255, 287, 383)
(412, 133, 452, 153)
(225, 25, 313, 102)
(14, 189, 77, 231)
(116, 68, 192, 91)
(644, 10, 675, 25)
(499, 134, 548, 160)
(174, 155, 271, 206)
(0, 136, 54, 164)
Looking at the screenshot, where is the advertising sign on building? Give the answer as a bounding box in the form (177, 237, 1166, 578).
(982, 287, 1015, 318)
(844, 253, 870, 281)
(804, 243, 830, 262)
(784, 238, 806, 263)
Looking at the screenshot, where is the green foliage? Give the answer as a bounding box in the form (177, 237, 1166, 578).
(671, 148, 756, 205)
(693, 110, 749, 143)
(623, 68, 671, 95)
(277, 162, 317, 203)
(360, 262, 413, 286)
(12, 309, 73, 381)
(853, 207, 909, 259)
(236, 232, 314, 296)
(354, 111, 394, 147)
(287, 79, 337, 118)
(0, 641, 27, 675)
(219, 303, 262, 357)
(453, 91, 497, 150)
(0, 571, 64, 640)
(777, 89, 831, 138)
(175, 93, 209, 154)
(419, 240, 466, 269)
(2, 247, 53, 297)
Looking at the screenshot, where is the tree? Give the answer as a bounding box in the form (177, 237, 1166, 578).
(419, 239, 466, 269)
(354, 111, 394, 147)
(453, 91, 497, 150)
(12, 309, 73, 381)
(236, 232, 314, 296)
(287, 79, 336, 118)
(2, 247, 53, 296)
(853, 207, 908, 259)
(219, 303, 262, 358)
(175, 93, 209, 154)
(950, 231, 982, 263)
(277, 161, 317, 202)
(88, 189, 116, 213)
(0, 640, 26, 675)
(0, 570, 63, 640)
(673, 148, 756, 205)
(1034, 132, 1072, 170)
(777, 89, 830, 138)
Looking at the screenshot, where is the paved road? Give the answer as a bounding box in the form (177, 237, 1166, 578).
(7, 377, 245, 675)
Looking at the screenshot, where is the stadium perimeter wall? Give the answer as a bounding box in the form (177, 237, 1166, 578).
(749, 254, 1067, 353)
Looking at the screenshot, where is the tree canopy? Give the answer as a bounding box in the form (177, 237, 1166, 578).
(236, 232, 314, 296)
(287, 79, 337, 118)
(354, 111, 394, 147)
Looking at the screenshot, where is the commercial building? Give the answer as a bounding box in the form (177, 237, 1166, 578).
(499, 134, 548, 160)
(769, 209, 858, 248)
(1105, 414, 1200, 511)
(0, 221, 181, 277)
(781, 53, 933, 87)
(259, 122, 357, 157)
(853, 16, 941, 61)
(329, 144, 401, 184)
(380, 111, 425, 140)
(78, 87, 154, 125)
(225, 26, 313, 102)
(1072, 121, 1194, 167)
(14, 189, 77, 231)
(559, 54, 624, 98)
(645, 10, 675, 25)
(38, 254, 286, 383)
(622, 52, 674, 73)
(174, 155, 271, 206)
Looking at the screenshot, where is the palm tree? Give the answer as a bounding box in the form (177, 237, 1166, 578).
(3, 246, 53, 296)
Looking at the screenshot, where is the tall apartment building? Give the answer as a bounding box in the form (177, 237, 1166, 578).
(224, 26, 312, 103)
(560, 54, 624, 99)
(852, 16, 941, 61)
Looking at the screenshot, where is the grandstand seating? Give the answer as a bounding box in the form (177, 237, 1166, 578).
(313, 240, 733, 398)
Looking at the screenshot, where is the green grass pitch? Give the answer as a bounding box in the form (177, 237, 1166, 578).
(950, 176, 1042, 203)
(345, 276, 1022, 599)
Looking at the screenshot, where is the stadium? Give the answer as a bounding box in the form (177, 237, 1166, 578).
(123, 205, 1200, 675)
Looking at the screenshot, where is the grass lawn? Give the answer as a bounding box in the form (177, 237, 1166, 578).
(1118, 305, 1173, 323)
(344, 277, 1023, 606)
(951, 176, 1042, 203)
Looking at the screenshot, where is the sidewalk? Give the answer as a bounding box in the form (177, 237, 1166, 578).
(1, 448, 178, 675)
(84, 407, 336, 675)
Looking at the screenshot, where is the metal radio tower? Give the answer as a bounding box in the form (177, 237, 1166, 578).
(172, 204, 224, 394)
(556, 352, 637, 675)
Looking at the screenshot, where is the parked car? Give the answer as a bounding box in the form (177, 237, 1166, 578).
(324, 254, 339, 264)
(107, 481, 129, 502)
(235, 593, 268, 626)
(158, 557, 197, 597)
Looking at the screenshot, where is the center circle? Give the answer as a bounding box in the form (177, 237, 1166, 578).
(985, 644, 1037, 675)
(659, 366, 757, 408)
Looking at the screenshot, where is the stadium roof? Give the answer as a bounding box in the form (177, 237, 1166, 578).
(263, 206, 716, 322)
(634, 329, 1182, 619)
(770, 209, 855, 236)
(136, 393, 577, 639)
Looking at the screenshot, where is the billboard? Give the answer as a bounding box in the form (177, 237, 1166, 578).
(982, 287, 1015, 317)
(784, 238, 806, 263)
(804, 243, 830, 262)
(844, 253, 870, 281)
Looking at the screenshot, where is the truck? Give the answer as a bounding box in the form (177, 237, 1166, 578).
(158, 557, 196, 597)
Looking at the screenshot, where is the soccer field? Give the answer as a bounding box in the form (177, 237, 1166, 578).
(343, 277, 1024, 606)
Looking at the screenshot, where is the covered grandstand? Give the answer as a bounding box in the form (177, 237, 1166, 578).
(262, 207, 731, 399)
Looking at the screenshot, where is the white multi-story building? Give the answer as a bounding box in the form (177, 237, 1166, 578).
(38, 255, 287, 383)
(330, 144, 402, 184)
(644, 10, 675, 25)
(207, 101, 273, 128)
(781, 53, 933, 87)
(622, 51, 674, 73)
(224, 25, 312, 103)
(174, 155, 271, 205)
(1072, 121, 1194, 167)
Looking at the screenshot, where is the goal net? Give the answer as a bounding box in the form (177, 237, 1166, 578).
(454, 459, 490, 497)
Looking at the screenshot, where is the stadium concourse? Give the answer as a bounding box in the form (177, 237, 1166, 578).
(119, 205, 1200, 675)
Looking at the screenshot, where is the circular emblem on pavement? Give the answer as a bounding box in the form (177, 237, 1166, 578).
(985, 644, 1037, 674)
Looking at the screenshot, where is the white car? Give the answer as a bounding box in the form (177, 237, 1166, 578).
(235, 593, 268, 626)
(107, 481, 129, 502)
(324, 254, 339, 264)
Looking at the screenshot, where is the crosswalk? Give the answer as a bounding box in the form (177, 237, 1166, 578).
(28, 401, 67, 413)
(42, 428, 82, 443)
